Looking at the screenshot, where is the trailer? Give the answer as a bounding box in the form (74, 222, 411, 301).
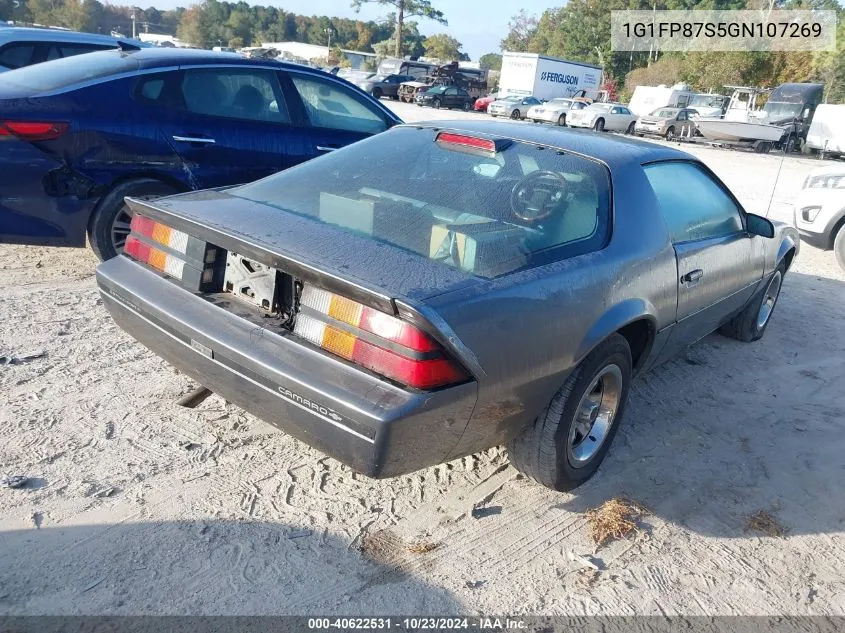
(627, 83, 697, 117)
(806, 104, 845, 157)
(498, 52, 602, 102)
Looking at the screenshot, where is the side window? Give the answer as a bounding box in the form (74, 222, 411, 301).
(53, 43, 116, 59)
(135, 72, 180, 107)
(289, 73, 388, 134)
(445, 87, 457, 96)
(0, 43, 36, 69)
(644, 162, 744, 243)
(180, 68, 290, 124)
(677, 111, 687, 121)
(611, 107, 621, 114)
(457, 88, 468, 96)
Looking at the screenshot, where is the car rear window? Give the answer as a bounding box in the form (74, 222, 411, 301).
(230, 126, 611, 278)
(0, 50, 138, 93)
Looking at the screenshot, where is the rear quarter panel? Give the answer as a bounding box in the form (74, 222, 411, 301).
(429, 161, 678, 459)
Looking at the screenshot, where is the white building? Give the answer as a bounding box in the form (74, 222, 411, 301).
(260, 41, 376, 70)
(138, 32, 191, 48)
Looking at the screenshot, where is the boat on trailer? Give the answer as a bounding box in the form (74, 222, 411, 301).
(694, 86, 787, 151)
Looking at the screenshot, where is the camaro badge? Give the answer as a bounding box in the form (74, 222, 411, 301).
(277, 386, 344, 423)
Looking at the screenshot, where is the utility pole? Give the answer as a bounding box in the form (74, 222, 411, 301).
(130, 8, 137, 39)
(325, 27, 332, 49)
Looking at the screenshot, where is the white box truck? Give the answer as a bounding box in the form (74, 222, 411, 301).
(499, 52, 602, 101)
(627, 84, 697, 117)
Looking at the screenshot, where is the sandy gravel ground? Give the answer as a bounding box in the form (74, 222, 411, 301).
(1, 101, 844, 617)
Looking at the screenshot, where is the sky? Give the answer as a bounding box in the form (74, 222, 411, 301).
(151, 0, 558, 60)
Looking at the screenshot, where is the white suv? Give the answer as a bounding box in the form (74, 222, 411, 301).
(793, 165, 845, 270)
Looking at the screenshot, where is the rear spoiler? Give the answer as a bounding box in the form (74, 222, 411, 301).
(125, 196, 487, 379)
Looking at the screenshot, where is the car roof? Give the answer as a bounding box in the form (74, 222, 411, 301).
(406, 119, 694, 168)
(0, 26, 143, 47)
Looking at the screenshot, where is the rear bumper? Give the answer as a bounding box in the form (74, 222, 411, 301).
(796, 228, 831, 250)
(96, 256, 478, 477)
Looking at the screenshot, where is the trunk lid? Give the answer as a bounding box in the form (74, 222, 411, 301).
(127, 190, 482, 310)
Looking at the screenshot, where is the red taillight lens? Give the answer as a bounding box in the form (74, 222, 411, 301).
(294, 286, 469, 390)
(0, 121, 68, 141)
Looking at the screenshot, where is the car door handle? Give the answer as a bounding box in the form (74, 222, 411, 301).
(681, 269, 704, 284)
(172, 135, 216, 144)
(316, 145, 338, 152)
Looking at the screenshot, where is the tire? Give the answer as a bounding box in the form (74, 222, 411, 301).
(626, 122, 636, 135)
(463, 101, 471, 111)
(594, 118, 605, 132)
(433, 98, 441, 109)
(557, 114, 566, 127)
(719, 262, 786, 342)
(371, 88, 382, 99)
(507, 333, 632, 491)
(834, 225, 845, 272)
(664, 126, 675, 139)
(88, 179, 179, 261)
(511, 109, 521, 120)
(783, 135, 797, 153)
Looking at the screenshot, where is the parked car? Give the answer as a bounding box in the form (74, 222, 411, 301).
(635, 107, 699, 139)
(567, 103, 637, 133)
(526, 98, 589, 126)
(0, 26, 146, 72)
(793, 165, 845, 271)
(0, 48, 401, 260)
(488, 95, 542, 120)
(414, 85, 474, 110)
(355, 73, 414, 100)
(473, 92, 500, 112)
(97, 121, 798, 491)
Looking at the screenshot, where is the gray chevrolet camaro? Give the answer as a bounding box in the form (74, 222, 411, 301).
(96, 121, 799, 491)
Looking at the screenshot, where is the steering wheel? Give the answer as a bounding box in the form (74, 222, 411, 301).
(510, 171, 568, 223)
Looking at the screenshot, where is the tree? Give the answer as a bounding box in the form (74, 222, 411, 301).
(500, 10, 537, 52)
(479, 52, 502, 70)
(351, 0, 446, 57)
(423, 33, 461, 61)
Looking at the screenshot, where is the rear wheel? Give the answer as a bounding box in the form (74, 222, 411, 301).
(372, 88, 382, 99)
(719, 263, 786, 342)
(834, 225, 845, 271)
(507, 334, 632, 491)
(626, 122, 636, 135)
(594, 118, 605, 132)
(511, 109, 521, 120)
(664, 126, 675, 139)
(557, 114, 566, 126)
(463, 101, 472, 111)
(88, 179, 178, 261)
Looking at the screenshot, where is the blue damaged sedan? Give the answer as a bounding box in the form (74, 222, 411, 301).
(96, 122, 798, 491)
(0, 47, 400, 260)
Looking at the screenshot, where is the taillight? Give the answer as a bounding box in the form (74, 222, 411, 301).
(294, 286, 469, 390)
(125, 214, 220, 288)
(0, 121, 68, 141)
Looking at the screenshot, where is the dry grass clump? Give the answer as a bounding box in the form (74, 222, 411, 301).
(744, 509, 788, 537)
(407, 541, 438, 554)
(585, 497, 648, 547)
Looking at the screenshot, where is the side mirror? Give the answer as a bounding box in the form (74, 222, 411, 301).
(746, 213, 775, 238)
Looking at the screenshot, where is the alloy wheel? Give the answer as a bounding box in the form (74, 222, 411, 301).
(567, 364, 623, 467)
(756, 270, 782, 330)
